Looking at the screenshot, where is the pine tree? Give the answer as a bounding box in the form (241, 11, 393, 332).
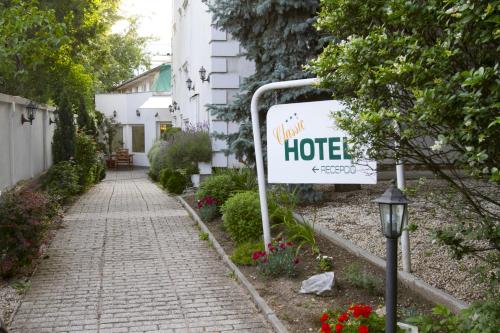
(207, 0, 330, 163)
(52, 96, 76, 163)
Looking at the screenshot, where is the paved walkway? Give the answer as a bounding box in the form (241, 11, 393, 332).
(10, 169, 271, 333)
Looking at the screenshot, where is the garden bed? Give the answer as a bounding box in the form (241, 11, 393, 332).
(183, 194, 434, 333)
(297, 179, 491, 303)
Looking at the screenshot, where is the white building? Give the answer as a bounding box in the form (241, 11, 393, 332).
(95, 64, 174, 167)
(171, 0, 255, 168)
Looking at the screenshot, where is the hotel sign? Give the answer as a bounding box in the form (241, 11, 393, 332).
(266, 100, 377, 184)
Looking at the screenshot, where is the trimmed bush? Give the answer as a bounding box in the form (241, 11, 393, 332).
(159, 168, 175, 188)
(41, 161, 81, 203)
(197, 196, 219, 222)
(196, 174, 238, 209)
(0, 188, 60, 277)
(221, 191, 276, 244)
(165, 171, 189, 194)
(230, 241, 264, 266)
(74, 131, 99, 189)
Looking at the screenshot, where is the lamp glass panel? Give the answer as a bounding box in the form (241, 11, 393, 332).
(392, 204, 406, 235)
(379, 203, 392, 236)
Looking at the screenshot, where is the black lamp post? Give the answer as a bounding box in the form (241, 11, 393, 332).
(199, 66, 210, 83)
(22, 101, 37, 125)
(169, 101, 180, 113)
(373, 181, 409, 333)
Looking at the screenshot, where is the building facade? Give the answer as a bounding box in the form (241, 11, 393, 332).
(95, 64, 173, 167)
(171, 0, 255, 168)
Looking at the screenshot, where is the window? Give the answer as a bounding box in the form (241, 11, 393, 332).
(132, 125, 145, 153)
(158, 122, 172, 139)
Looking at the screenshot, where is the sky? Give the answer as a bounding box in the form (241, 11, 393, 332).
(112, 0, 173, 58)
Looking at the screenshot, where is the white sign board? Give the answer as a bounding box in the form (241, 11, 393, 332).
(267, 100, 377, 184)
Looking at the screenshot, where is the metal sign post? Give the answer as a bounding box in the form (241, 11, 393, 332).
(250, 79, 408, 268)
(250, 78, 320, 250)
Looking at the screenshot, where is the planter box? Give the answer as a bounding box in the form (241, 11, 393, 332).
(398, 322, 418, 333)
(191, 174, 200, 187)
(198, 162, 212, 175)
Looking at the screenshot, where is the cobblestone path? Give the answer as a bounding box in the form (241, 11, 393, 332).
(10, 170, 271, 333)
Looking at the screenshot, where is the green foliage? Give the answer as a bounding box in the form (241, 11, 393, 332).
(0, 0, 149, 101)
(253, 238, 298, 277)
(0, 187, 60, 278)
(160, 127, 181, 141)
(164, 130, 212, 170)
(199, 231, 209, 241)
(311, 0, 500, 267)
(344, 263, 383, 296)
(221, 191, 274, 244)
(317, 254, 333, 272)
(196, 174, 242, 209)
(196, 168, 257, 211)
(41, 161, 82, 203)
(165, 171, 189, 195)
(74, 131, 99, 189)
(198, 205, 218, 223)
(407, 300, 500, 333)
(207, 0, 330, 163)
(52, 97, 76, 163)
(147, 129, 211, 181)
(230, 241, 264, 266)
(270, 186, 319, 254)
(276, 215, 319, 255)
(159, 168, 175, 188)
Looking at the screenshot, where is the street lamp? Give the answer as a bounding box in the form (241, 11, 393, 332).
(136, 109, 141, 117)
(199, 66, 210, 83)
(169, 101, 180, 113)
(373, 181, 409, 333)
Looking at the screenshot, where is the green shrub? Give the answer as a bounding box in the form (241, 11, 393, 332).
(165, 171, 189, 194)
(74, 131, 99, 189)
(197, 196, 219, 222)
(160, 127, 181, 141)
(196, 174, 238, 208)
(164, 130, 212, 169)
(0, 188, 60, 277)
(230, 241, 264, 266)
(147, 129, 211, 181)
(345, 263, 383, 296)
(253, 238, 298, 277)
(407, 300, 500, 333)
(41, 161, 81, 203)
(159, 168, 174, 188)
(221, 191, 276, 244)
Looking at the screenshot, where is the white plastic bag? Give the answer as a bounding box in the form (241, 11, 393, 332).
(299, 272, 335, 295)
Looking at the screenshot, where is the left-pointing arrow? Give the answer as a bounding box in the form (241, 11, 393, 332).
(312, 166, 319, 173)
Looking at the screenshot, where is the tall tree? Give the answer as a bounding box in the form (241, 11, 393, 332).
(207, 0, 330, 163)
(311, 0, 499, 272)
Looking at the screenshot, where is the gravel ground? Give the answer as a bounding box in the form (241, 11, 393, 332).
(298, 179, 494, 303)
(0, 281, 21, 325)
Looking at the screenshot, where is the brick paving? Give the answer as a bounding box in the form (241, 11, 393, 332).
(10, 169, 271, 333)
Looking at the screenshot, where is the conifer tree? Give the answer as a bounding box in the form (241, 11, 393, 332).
(52, 96, 76, 163)
(208, 0, 330, 163)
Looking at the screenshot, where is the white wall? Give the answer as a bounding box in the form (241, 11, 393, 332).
(0, 93, 56, 191)
(172, 0, 256, 168)
(95, 92, 173, 166)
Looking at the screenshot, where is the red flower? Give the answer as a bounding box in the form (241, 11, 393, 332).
(279, 243, 286, 249)
(321, 323, 331, 333)
(293, 257, 299, 264)
(320, 313, 329, 322)
(358, 325, 369, 333)
(252, 251, 265, 261)
(337, 312, 349, 322)
(335, 323, 344, 332)
(361, 305, 372, 318)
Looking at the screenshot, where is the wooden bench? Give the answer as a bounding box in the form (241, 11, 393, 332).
(114, 149, 133, 169)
